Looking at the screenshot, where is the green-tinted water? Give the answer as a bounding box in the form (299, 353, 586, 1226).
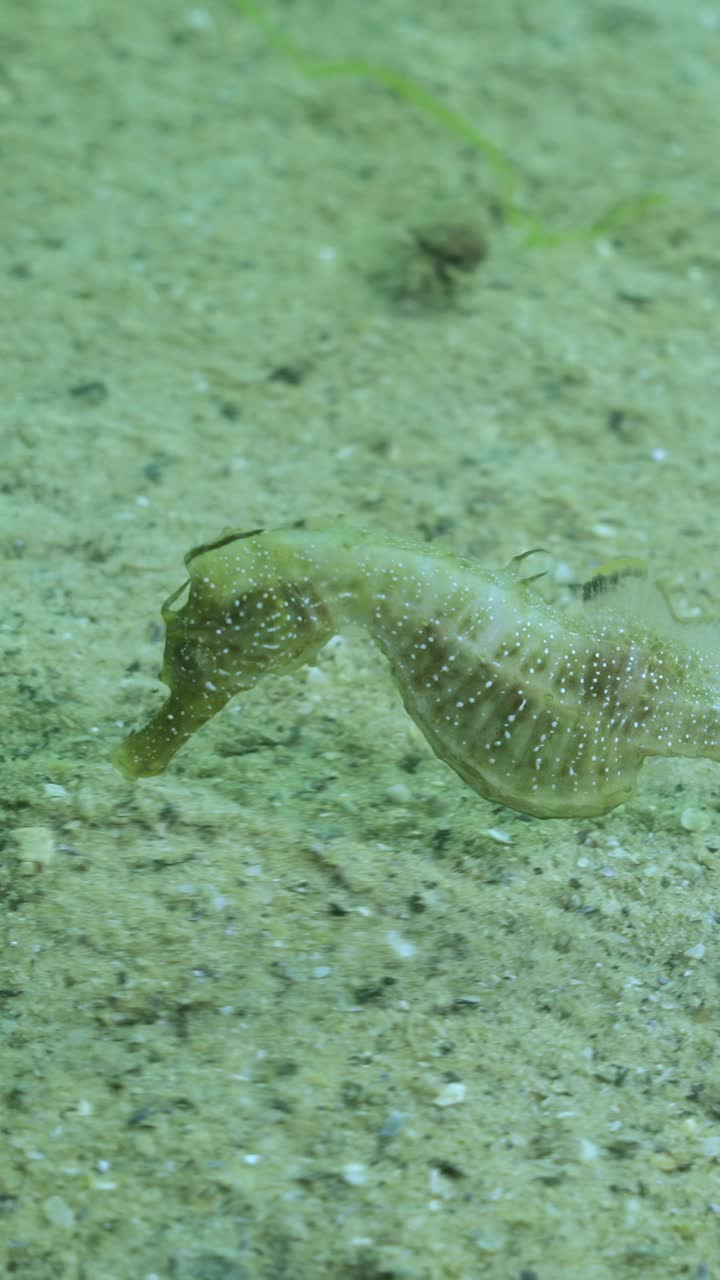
(2, 2, 719, 1276)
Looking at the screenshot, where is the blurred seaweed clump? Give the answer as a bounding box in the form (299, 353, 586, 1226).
(233, 0, 662, 248)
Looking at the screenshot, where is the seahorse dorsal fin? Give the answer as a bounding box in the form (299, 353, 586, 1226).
(581, 557, 648, 603)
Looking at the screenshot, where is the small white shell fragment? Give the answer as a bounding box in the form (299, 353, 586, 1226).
(485, 827, 513, 845)
(11, 826, 56, 874)
(386, 930, 416, 959)
(185, 8, 213, 30)
(378, 1111, 406, 1139)
(386, 782, 412, 805)
(433, 1081, 466, 1107)
(43, 1195, 75, 1229)
(680, 806, 708, 833)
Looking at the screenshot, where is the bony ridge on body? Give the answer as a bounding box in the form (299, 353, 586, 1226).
(112, 524, 720, 819)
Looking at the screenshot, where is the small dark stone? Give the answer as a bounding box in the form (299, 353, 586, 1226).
(68, 380, 109, 404)
(413, 220, 488, 277)
(268, 363, 306, 385)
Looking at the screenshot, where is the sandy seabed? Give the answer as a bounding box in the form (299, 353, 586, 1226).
(2, 1, 720, 1276)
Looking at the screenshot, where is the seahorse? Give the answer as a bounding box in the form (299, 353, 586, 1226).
(112, 524, 720, 819)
